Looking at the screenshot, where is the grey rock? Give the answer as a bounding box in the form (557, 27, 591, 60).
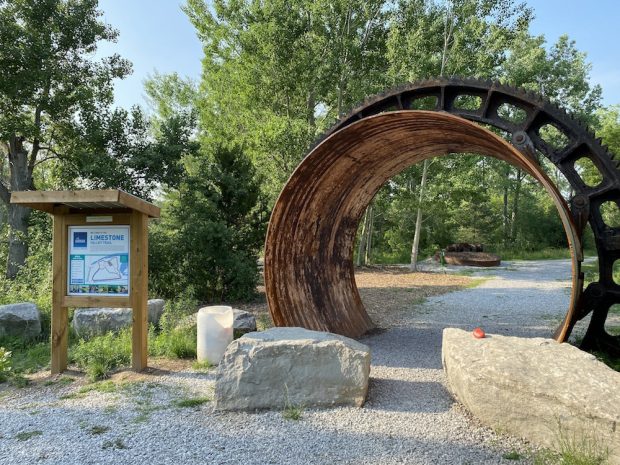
(214, 327, 371, 411)
(442, 328, 620, 464)
(148, 299, 166, 323)
(232, 309, 256, 338)
(0, 302, 41, 339)
(176, 308, 257, 338)
(72, 299, 166, 339)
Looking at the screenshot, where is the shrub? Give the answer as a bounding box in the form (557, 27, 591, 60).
(149, 144, 265, 302)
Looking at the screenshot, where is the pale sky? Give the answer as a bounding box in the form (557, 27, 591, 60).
(96, 0, 620, 110)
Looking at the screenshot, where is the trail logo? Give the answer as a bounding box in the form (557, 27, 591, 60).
(73, 232, 87, 248)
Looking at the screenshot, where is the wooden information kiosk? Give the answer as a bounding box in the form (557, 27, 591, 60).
(10, 190, 160, 374)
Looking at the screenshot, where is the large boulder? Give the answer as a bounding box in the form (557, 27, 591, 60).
(0, 302, 41, 339)
(214, 327, 371, 411)
(442, 328, 620, 464)
(72, 299, 166, 339)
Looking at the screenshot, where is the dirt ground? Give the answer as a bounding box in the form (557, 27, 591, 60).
(233, 266, 474, 330)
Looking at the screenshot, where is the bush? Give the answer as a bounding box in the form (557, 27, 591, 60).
(0, 347, 12, 382)
(149, 145, 265, 302)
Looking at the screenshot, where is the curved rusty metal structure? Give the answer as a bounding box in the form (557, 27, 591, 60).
(264, 78, 620, 355)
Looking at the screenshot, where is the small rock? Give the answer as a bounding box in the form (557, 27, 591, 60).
(442, 328, 620, 464)
(233, 309, 256, 338)
(0, 302, 41, 339)
(214, 327, 371, 411)
(72, 299, 166, 339)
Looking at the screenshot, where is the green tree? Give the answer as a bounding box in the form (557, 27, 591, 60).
(0, 0, 130, 277)
(596, 106, 620, 228)
(62, 104, 197, 197)
(150, 145, 264, 302)
(184, 0, 390, 199)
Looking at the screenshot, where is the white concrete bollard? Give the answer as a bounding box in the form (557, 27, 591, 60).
(197, 306, 234, 365)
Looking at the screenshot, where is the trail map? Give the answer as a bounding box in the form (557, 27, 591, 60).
(68, 226, 130, 296)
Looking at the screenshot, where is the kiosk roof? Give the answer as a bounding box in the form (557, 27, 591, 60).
(10, 189, 160, 218)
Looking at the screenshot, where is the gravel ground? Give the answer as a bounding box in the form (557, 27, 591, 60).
(0, 259, 579, 465)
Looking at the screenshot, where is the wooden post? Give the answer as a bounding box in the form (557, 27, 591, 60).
(51, 213, 68, 374)
(131, 210, 148, 371)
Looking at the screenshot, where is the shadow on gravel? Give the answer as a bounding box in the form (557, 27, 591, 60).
(366, 378, 452, 413)
(361, 327, 444, 370)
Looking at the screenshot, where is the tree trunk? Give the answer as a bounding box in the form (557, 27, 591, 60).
(510, 169, 523, 244)
(6, 204, 30, 278)
(408, 8, 452, 271)
(410, 159, 429, 270)
(502, 167, 510, 247)
(5, 136, 33, 279)
(356, 208, 369, 267)
(364, 203, 374, 265)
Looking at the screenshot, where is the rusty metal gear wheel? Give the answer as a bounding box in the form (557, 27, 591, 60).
(264, 77, 620, 356)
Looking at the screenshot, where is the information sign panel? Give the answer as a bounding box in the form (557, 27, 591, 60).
(67, 225, 130, 296)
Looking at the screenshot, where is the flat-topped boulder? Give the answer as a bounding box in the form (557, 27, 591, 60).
(0, 302, 41, 339)
(214, 327, 371, 411)
(442, 328, 620, 464)
(72, 299, 166, 339)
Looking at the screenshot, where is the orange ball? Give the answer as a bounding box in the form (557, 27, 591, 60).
(473, 327, 486, 339)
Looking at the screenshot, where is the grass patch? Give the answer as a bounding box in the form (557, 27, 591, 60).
(149, 326, 196, 359)
(174, 396, 210, 408)
(191, 360, 212, 371)
(102, 438, 127, 450)
(88, 425, 110, 435)
(8, 373, 29, 388)
(282, 384, 303, 420)
(503, 451, 522, 460)
(79, 380, 117, 394)
(70, 330, 131, 381)
(0, 339, 49, 375)
(464, 277, 488, 289)
(533, 425, 610, 465)
(44, 376, 74, 387)
(62, 380, 118, 399)
(256, 313, 273, 331)
(15, 430, 42, 441)
(282, 404, 303, 420)
(490, 247, 573, 261)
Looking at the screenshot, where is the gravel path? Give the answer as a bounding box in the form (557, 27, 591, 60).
(0, 259, 576, 465)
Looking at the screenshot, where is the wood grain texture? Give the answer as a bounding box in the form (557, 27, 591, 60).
(51, 214, 68, 374)
(10, 189, 160, 218)
(130, 211, 149, 371)
(62, 296, 131, 308)
(264, 111, 581, 339)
